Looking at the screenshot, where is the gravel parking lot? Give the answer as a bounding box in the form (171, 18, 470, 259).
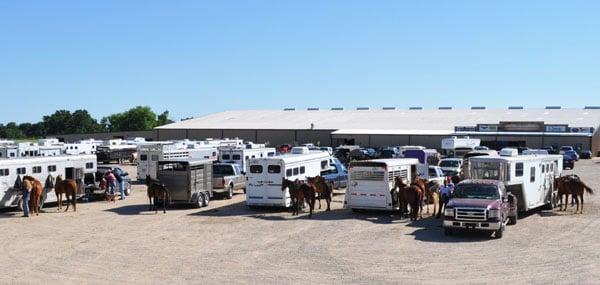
(1, 159, 599, 284)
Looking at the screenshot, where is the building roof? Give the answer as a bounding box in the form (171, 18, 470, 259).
(157, 108, 600, 132)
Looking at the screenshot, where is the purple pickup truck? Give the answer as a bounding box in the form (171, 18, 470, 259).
(443, 180, 518, 239)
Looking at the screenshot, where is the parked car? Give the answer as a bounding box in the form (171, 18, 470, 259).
(580, 150, 592, 159)
(564, 150, 580, 161)
(541, 146, 558, 154)
(380, 147, 400, 159)
(212, 163, 246, 198)
(559, 146, 574, 154)
(438, 158, 463, 176)
(474, 146, 490, 150)
(321, 158, 348, 189)
(517, 147, 530, 154)
(563, 154, 575, 169)
(443, 180, 518, 239)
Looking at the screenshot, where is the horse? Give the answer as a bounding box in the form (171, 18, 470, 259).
(394, 177, 423, 221)
(306, 176, 333, 211)
(22, 176, 44, 216)
(55, 175, 77, 212)
(146, 175, 168, 214)
(410, 177, 427, 219)
(414, 178, 440, 217)
(555, 175, 594, 214)
(299, 182, 316, 219)
(282, 178, 304, 216)
(393, 176, 410, 219)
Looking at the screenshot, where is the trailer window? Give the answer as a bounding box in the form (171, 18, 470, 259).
(139, 154, 148, 161)
(17, 167, 26, 175)
(293, 168, 299, 175)
(32, 166, 42, 174)
(515, 163, 524, 177)
(300, 166, 306, 174)
(471, 161, 501, 180)
(86, 162, 94, 169)
(286, 169, 293, 177)
(222, 154, 230, 160)
(151, 155, 159, 161)
(267, 165, 281, 174)
(233, 155, 241, 160)
(0, 169, 9, 176)
(47, 165, 57, 172)
(321, 160, 328, 170)
(250, 165, 263, 173)
(530, 167, 536, 182)
(542, 165, 545, 173)
(159, 162, 187, 171)
(268, 152, 275, 157)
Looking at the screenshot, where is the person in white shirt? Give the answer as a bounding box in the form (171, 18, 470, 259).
(436, 178, 455, 218)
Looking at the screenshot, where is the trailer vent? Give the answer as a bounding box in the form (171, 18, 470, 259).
(508, 106, 524, 110)
(331, 107, 344, 111)
(382, 107, 396, 110)
(438, 107, 452, 110)
(471, 106, 486, 110)
(545, 106, 561, 109)
(307, 108, 319, 111)
(356, 107, 369, 110)
(283, 108, 295, 111)
(409, 107, 423, 110)
(584, 106, 600, 109)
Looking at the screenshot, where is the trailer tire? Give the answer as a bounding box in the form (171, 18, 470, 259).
(444, 228, 453, 236)
(508, 213, 518, 225)
(226, 185, 234, 200)
(194, 194, 204, 209)
(202, 192, 209, 207)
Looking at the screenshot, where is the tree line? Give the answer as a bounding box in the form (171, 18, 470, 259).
(0, 106, 173, 139)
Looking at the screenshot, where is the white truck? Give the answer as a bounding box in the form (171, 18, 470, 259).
(344, 158, 419, 211)
(245, 148, 331, 207)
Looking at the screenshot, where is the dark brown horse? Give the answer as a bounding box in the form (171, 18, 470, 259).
(555, 175, 594, 214)
(394, 177, 423, 221)
(282, 178, 304, 216)
(306, 176, 332, 211)
(22, 176, 44, 216)
(410, 177, 427, 219)
(146, 175, 168, 214)
(299, 183, 316, 218)
(393, 176, 409, 218)
(55, 175, 77, 212)
(413, 177, 440, 217)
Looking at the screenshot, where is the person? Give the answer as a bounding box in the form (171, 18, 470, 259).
(104, 170, 117, 199)
(22, 180, 31, 218)
(436, 178, 454, 219)
(114, 169, 126, 200)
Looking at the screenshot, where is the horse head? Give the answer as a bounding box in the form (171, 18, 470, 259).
(394, 176, 407, 189)
(281, 177, 292, 191)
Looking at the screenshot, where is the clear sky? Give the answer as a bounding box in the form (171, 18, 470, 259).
(1, 1, 599, 123)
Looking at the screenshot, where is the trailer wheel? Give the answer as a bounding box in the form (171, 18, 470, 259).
(194, 194, 204, 209)
(202, 192, 209, 207)
(226, 185, 234, 199)
(444, 228, 453, 236)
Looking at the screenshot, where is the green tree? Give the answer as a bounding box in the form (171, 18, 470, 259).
(42, 110, 72, 135)
(68, 109, 104, 133)
(157, 111, 174, 126)
(0, 122, 25, 139)
(102, 106, 158, 131)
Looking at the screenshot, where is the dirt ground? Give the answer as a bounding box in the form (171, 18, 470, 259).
(1, 159, 599, 284)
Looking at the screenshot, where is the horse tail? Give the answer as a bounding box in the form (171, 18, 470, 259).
(582, 183, 594, 195)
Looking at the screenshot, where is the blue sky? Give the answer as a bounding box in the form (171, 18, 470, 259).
(0, 1, 599, 123)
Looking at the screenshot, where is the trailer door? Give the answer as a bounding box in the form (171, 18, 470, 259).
(347, 164, 389, 209)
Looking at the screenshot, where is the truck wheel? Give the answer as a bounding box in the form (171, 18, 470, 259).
(508, 213, 518, 225)
(194, 194, 204, 209)
(444, 228, 453, 236)
(226, 185, 234, 200)
(494, 226, 504, 239)
(202, 192, 209, 207)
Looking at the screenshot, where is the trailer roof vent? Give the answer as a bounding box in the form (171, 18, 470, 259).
(382, 107, 396, 110)
(471, 106, 486, 110)
(283, 108, 295, 111)
(508, 106, 524, 110)
(331, 107, 344, 111)
(438, 107, 452, 110)
(545, 106, 561, 109)
(584, 106, 600, 109)
(307, 108, 319, 111)
(356, 107, 369, 110)
(409, 107, 423, 110)
(500, 148, 519, 157)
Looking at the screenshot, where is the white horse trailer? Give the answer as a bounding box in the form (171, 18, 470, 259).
(0, 154, 97, 210)
(469, 149, 563, 212)
(219, 144, 276, 173)
(246, 149, 331, 207)
(441, 136, 481, 158)
(137, 143, 218, 180)
(344, 159, 419, 211)
(63, 143, 97, 155)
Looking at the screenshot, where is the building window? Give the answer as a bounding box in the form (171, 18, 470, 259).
(530, 167, 536, 182)
(515, 163, 523, 177)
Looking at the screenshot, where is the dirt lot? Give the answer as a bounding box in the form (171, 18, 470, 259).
(1, 159, 600, 284)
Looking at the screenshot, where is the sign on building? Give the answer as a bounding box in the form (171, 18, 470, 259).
(498, 121, 544, 132)
(544, 125, 568, 132)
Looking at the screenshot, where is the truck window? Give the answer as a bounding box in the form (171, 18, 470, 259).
(428, 168, 437, 177)
(267, 165, 281, 174)
(222, 154, 230, 160)
(530, 167, 536, 182)
(250, 165, 263, 173)
(213, 165, 235, 176)
(286, 169, 293, 177)
(515, 163, 523, 177)
(454, 184, 500, 200)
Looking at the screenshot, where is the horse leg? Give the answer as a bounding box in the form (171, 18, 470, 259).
(57, 193, 62, 211)
(162, 192, 167, 214)
(317, 193, 322, 209)
(72, 191, 77, 212)
(580, 194, 584, 214)
(573, 195, 579, 214)
(425, 194, 430, 214)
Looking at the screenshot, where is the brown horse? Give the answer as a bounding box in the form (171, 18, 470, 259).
(146, 175, 168, 214)
(299, 183, 316, 218)
(22, 176, 44, 216)
(411, 177, 427, 219)
(306, 176, 332, 211)
(414, 178, 440, 217)
(282, 178, 304, 216)
(393, 176, 409, 219)
(55, 175, 77, 212)
(555, 175, 594, 214)
(395, 177, 423, 221)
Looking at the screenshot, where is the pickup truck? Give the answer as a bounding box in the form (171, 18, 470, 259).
(321, 157, 348, 189)
(442, 179, 518, 239)
(426, 166, 446, 185)
(212, 163, 246, 199)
